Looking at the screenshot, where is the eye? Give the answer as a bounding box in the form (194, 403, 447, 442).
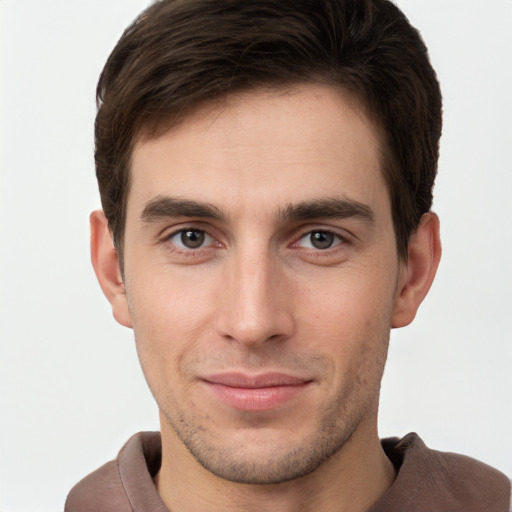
(297, 230, 344, 250)
(169, 229, 214, 250)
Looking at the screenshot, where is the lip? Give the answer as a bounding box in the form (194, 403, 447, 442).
(201, 372, 312, 411)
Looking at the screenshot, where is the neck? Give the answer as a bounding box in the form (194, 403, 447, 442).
(155, 412, 395, 512)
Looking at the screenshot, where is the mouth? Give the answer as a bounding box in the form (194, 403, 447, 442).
(201, 372, 313, 412)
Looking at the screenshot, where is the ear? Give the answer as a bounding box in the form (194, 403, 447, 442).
(391, 212, 441, 328)
(90, 210, 132, 328)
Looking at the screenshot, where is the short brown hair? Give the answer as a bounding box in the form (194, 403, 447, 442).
(95, 0, 442, 262)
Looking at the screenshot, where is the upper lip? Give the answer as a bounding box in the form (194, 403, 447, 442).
(202, 372, 311, 388)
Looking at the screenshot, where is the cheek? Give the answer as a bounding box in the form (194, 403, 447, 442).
(299, 263, 397, 333)
(127, 260, 217, 334)
(125, 271, 215, 396)
(296, 265, 396, 377)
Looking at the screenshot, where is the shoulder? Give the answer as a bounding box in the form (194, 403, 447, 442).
(65, 432, 163, 512)
(64, 459, 130, 512)
(375, 433, 511, 512)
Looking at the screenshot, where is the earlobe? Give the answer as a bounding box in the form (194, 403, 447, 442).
(391, 212, 442, 328)
(90, 210, 132, 328)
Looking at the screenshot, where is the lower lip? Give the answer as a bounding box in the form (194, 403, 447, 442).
(203, 382, 310, 411)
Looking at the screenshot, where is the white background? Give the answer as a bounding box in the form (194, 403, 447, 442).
(1, 1, 511, 510)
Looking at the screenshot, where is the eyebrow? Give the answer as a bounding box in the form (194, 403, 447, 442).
(140, 195, 375, 225)
(278, 198, 375, 224)
(140, 196, 226, 223)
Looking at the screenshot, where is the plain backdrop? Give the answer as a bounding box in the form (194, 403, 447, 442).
(1, 1, 511, 510)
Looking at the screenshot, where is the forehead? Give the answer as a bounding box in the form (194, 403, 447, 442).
(128, 84, 389, 220)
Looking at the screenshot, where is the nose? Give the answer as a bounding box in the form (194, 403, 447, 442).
(215, 246, 296, 348)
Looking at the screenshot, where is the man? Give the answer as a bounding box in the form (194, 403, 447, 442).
(65, 0, 511, 510)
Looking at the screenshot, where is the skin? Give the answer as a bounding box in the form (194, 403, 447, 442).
(91, 84, 441, 512)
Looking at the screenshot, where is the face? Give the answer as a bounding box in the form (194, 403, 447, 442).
(120, 85, 405, 483)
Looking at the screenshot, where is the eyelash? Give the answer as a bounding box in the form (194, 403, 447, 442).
(293, 229, 347, 251)
(162, 227, 220, 258)
(162, 226, 349, 258)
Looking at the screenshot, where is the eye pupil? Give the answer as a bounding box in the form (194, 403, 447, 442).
(181, 230, 205, 249)
(310, 231, 334, 249)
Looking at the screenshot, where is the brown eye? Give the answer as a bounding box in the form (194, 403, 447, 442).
(169, 229, 213, 250)
(181, 230, 205, 248)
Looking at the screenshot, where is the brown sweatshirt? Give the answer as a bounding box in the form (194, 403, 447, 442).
(65, 432, 511, 512)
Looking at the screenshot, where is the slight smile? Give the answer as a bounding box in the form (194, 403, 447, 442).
(201, 372, 314, 412)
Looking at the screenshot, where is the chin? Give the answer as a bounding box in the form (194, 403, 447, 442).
(164, 409, 360, 484)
